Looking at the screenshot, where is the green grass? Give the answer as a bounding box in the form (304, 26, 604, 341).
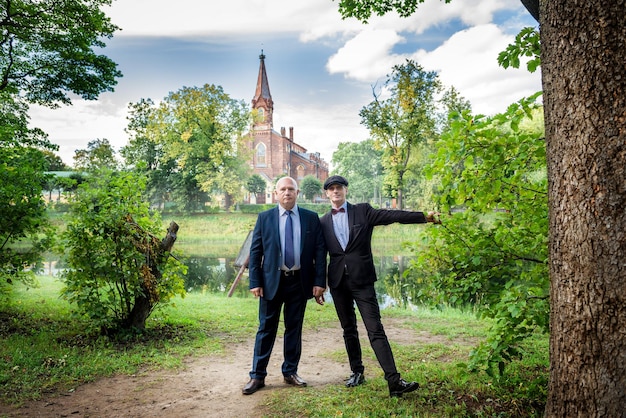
(162, 212, 428, 257)
(1, 275, 547, 416)
(0, 275, 258, 404)
(170, 213, 258, 257)
(261, 308, 547, 417)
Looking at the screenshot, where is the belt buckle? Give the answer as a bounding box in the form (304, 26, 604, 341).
(283, 270, 296, 276)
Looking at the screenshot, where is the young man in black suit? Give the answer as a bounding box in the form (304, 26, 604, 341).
(320, 175, 440, 397)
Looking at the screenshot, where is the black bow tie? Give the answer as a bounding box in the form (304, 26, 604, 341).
(331, 207, 345, 215)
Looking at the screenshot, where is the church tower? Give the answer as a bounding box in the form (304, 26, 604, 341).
(251, 50, 273, 130)
(246, 51, 329, 204)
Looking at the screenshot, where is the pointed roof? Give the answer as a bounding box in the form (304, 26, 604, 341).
(253, 51, 272, 103)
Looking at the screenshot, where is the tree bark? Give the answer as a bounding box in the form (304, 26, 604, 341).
(127, 221, 179, 330)
(541, 0, 626, 416)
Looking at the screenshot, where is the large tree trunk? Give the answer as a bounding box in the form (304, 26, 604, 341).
(541, 0, 626, 416)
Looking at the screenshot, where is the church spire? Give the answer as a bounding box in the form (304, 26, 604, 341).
(252, 50, 273, 129)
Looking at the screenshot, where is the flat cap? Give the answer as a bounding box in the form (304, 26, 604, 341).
(323, 175, 349, 190)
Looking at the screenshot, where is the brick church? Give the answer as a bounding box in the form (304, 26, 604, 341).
(245, 52, 329, 203)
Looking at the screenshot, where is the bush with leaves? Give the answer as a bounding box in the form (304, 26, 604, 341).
(60, 169, 186, 332)
(407, 93, 548, 376)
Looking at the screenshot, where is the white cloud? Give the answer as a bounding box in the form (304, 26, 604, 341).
(105, 0, 348, 38)
(30, 99, 128, 164)
(326, 29, 407, 81)
(105, 0, 523, 40)
(417, 24, 541, 114)
(326, 22, 540, 116)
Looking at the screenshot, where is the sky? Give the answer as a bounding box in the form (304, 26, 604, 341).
(28, 0, 541, 168)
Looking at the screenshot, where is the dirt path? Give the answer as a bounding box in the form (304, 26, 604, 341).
(0, 319, 431, 418)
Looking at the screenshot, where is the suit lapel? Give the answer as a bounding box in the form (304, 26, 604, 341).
(272, 207, 281, 251)
(346, 203, 356, 250)
(322, 213, 343, 252)
(298, 209, 306, 253)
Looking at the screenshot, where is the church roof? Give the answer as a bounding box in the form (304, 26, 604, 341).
(253, 51, 271, 102)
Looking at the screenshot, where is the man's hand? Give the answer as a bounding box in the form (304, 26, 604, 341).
(426, 211, 442, 224)
(250, 287, 263, 298)
(313, 286, 326, 305)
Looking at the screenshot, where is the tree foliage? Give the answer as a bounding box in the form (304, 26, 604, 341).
(498, 27, 541, 73)
(299, 175, 322, 202)
(409, 93, 547, 375)
(359, 60, 441, 209)
(1, 0, 121, 299)
(337, 0, 452, 22)
(0, 0, 121, 107)
(42, 150, 69, 171)
(73, 138, 118, 171)
(142, 84, 251, 209)
(331, 139, 383, 204)
(121, 99, 179, 210)
(0, 92, 56, 296)
(246, 174, 267, 196)
(60, 169, 186, 332)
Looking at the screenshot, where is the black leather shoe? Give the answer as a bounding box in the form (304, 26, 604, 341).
(242, 378, 265, 395)
(284, 373, 307, 387)
(345, 372, 365, 387)
(388, 378, 419, 397)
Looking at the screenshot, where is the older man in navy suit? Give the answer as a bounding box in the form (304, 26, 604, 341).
(242, 176, 326, 395)
(320, 175, 440, 397)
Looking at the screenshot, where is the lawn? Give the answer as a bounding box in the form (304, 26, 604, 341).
(1, 273, 548, 416)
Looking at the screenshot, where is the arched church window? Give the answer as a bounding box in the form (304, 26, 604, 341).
(296, 165, 305, 180)
(258, 108, 265, 121)
(256, 143, 266, 166)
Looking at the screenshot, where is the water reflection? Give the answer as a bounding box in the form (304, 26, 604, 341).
(184, 255, 413, 306)
(39, 255, 414, 306)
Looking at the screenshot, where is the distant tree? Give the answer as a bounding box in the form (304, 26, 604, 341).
(246, 174, 267, 200)
(438, 86, 472, 131)
(61, 169, 186, 332)
(169, 172, 211, 212)
(121, 99, 161, 171)
(331, 140, 383, 204)
(402, 86, 471, 210)
(147, 84, 251, 210)
(42, 151, 69, 171)
(299, 175, 322, 202)
(41, 152, 71, 201)
(0, 0, 121, 107)
(73, 138, 118, 171)
(62, 172, 87, 199)
(359, 60, 441, 209)
(121, 99, 173, 209)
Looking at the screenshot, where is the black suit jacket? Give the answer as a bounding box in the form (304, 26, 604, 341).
(249, 206, 327, 301)
(320, 202, 427, 289)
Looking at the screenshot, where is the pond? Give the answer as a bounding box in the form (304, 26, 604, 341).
(39, 253, 417, 308)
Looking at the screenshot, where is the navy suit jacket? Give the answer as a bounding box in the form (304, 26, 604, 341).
(321, 202, 427, 289)
(249, 206, 326, 301)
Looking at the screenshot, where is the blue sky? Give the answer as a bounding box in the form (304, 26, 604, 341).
(28, 0, 541, 167)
